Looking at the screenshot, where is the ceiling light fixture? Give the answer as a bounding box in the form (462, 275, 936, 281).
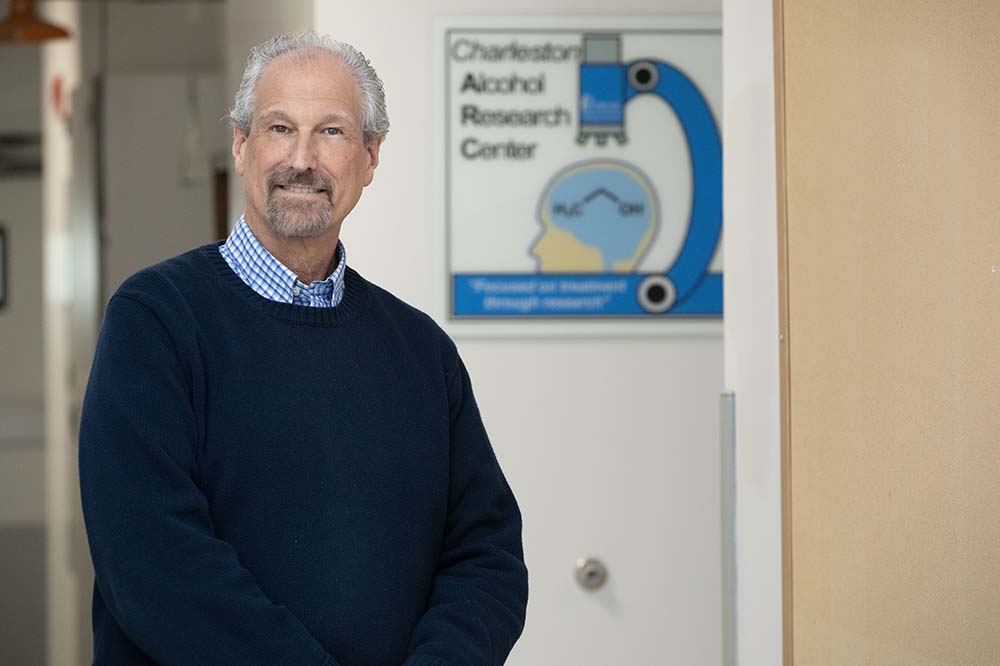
(0, 0, 71, 45)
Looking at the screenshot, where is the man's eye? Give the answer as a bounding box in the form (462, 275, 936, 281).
(323, 127, 343, 136)
(271, 125, 290, 134)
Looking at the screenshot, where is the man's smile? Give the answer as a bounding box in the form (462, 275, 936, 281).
(275, 184, 327, 196)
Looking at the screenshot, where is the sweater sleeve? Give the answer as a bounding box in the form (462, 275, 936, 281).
(402, 354, 529, 666)
(79, 295, 336, 666)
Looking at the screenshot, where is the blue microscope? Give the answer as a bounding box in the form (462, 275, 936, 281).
(577, 34, 722, 316)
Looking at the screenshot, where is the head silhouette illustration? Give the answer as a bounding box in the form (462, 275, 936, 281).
(531, 160, 659, 273)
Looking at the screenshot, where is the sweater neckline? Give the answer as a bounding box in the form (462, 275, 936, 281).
(198, 242, 368, 326)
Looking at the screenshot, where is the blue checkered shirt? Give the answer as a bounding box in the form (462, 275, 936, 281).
(218, 216, 347, 308)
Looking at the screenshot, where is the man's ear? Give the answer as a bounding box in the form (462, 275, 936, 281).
(363, 138, 382, 187)
(232, 127, 248, 176)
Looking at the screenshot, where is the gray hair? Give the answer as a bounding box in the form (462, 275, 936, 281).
(228, 31, 389, 146)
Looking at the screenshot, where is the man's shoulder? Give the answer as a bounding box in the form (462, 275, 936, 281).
(111, 243, 218, 313)
(351, 269, 459, 358)
(354, 269, 447, 333)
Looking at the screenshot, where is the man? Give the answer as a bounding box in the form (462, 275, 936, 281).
(79, 32, 528, 666)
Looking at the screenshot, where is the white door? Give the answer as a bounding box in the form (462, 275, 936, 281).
(463, 338, 723, 665)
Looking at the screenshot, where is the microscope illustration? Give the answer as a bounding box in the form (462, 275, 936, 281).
(575, 33, 722, 315)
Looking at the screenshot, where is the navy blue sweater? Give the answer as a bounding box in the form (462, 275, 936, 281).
(79, 244, 528, 666)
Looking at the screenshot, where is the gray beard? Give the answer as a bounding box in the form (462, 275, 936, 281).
(264, 195, 333, 238)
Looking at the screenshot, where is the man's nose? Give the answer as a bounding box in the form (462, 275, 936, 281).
(288, 133, 319, 171)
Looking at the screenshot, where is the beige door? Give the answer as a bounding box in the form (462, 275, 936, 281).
(776, 2, 1000, 665)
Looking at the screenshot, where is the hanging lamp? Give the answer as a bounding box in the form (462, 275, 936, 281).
(0, 0, 71, 45)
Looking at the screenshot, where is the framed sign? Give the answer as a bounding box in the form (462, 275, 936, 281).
(433, 16, 722, 337)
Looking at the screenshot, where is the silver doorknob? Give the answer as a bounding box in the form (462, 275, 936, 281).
(575, 557, 609, 590)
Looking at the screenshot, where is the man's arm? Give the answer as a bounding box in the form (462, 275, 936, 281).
(79, 295, 336, 666)
(403, 355, 529, 666)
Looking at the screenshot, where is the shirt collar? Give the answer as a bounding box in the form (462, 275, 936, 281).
(220, 215, 347, 307)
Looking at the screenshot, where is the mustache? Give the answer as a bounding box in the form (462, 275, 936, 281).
(267, 169, 333, 194)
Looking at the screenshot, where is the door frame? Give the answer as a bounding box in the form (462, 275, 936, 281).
(721, 0, 786, 664)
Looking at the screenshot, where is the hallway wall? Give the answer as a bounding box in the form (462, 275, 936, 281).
(0, 0, 46, 657)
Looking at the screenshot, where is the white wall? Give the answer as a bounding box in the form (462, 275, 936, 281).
(103, 1, 223, 72)
(93, 1, 229, 298)
(102, 73, 228, 299)
(722, 0, 783, 664)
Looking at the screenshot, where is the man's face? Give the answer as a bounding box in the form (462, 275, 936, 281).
(232, 51, 381, 240)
